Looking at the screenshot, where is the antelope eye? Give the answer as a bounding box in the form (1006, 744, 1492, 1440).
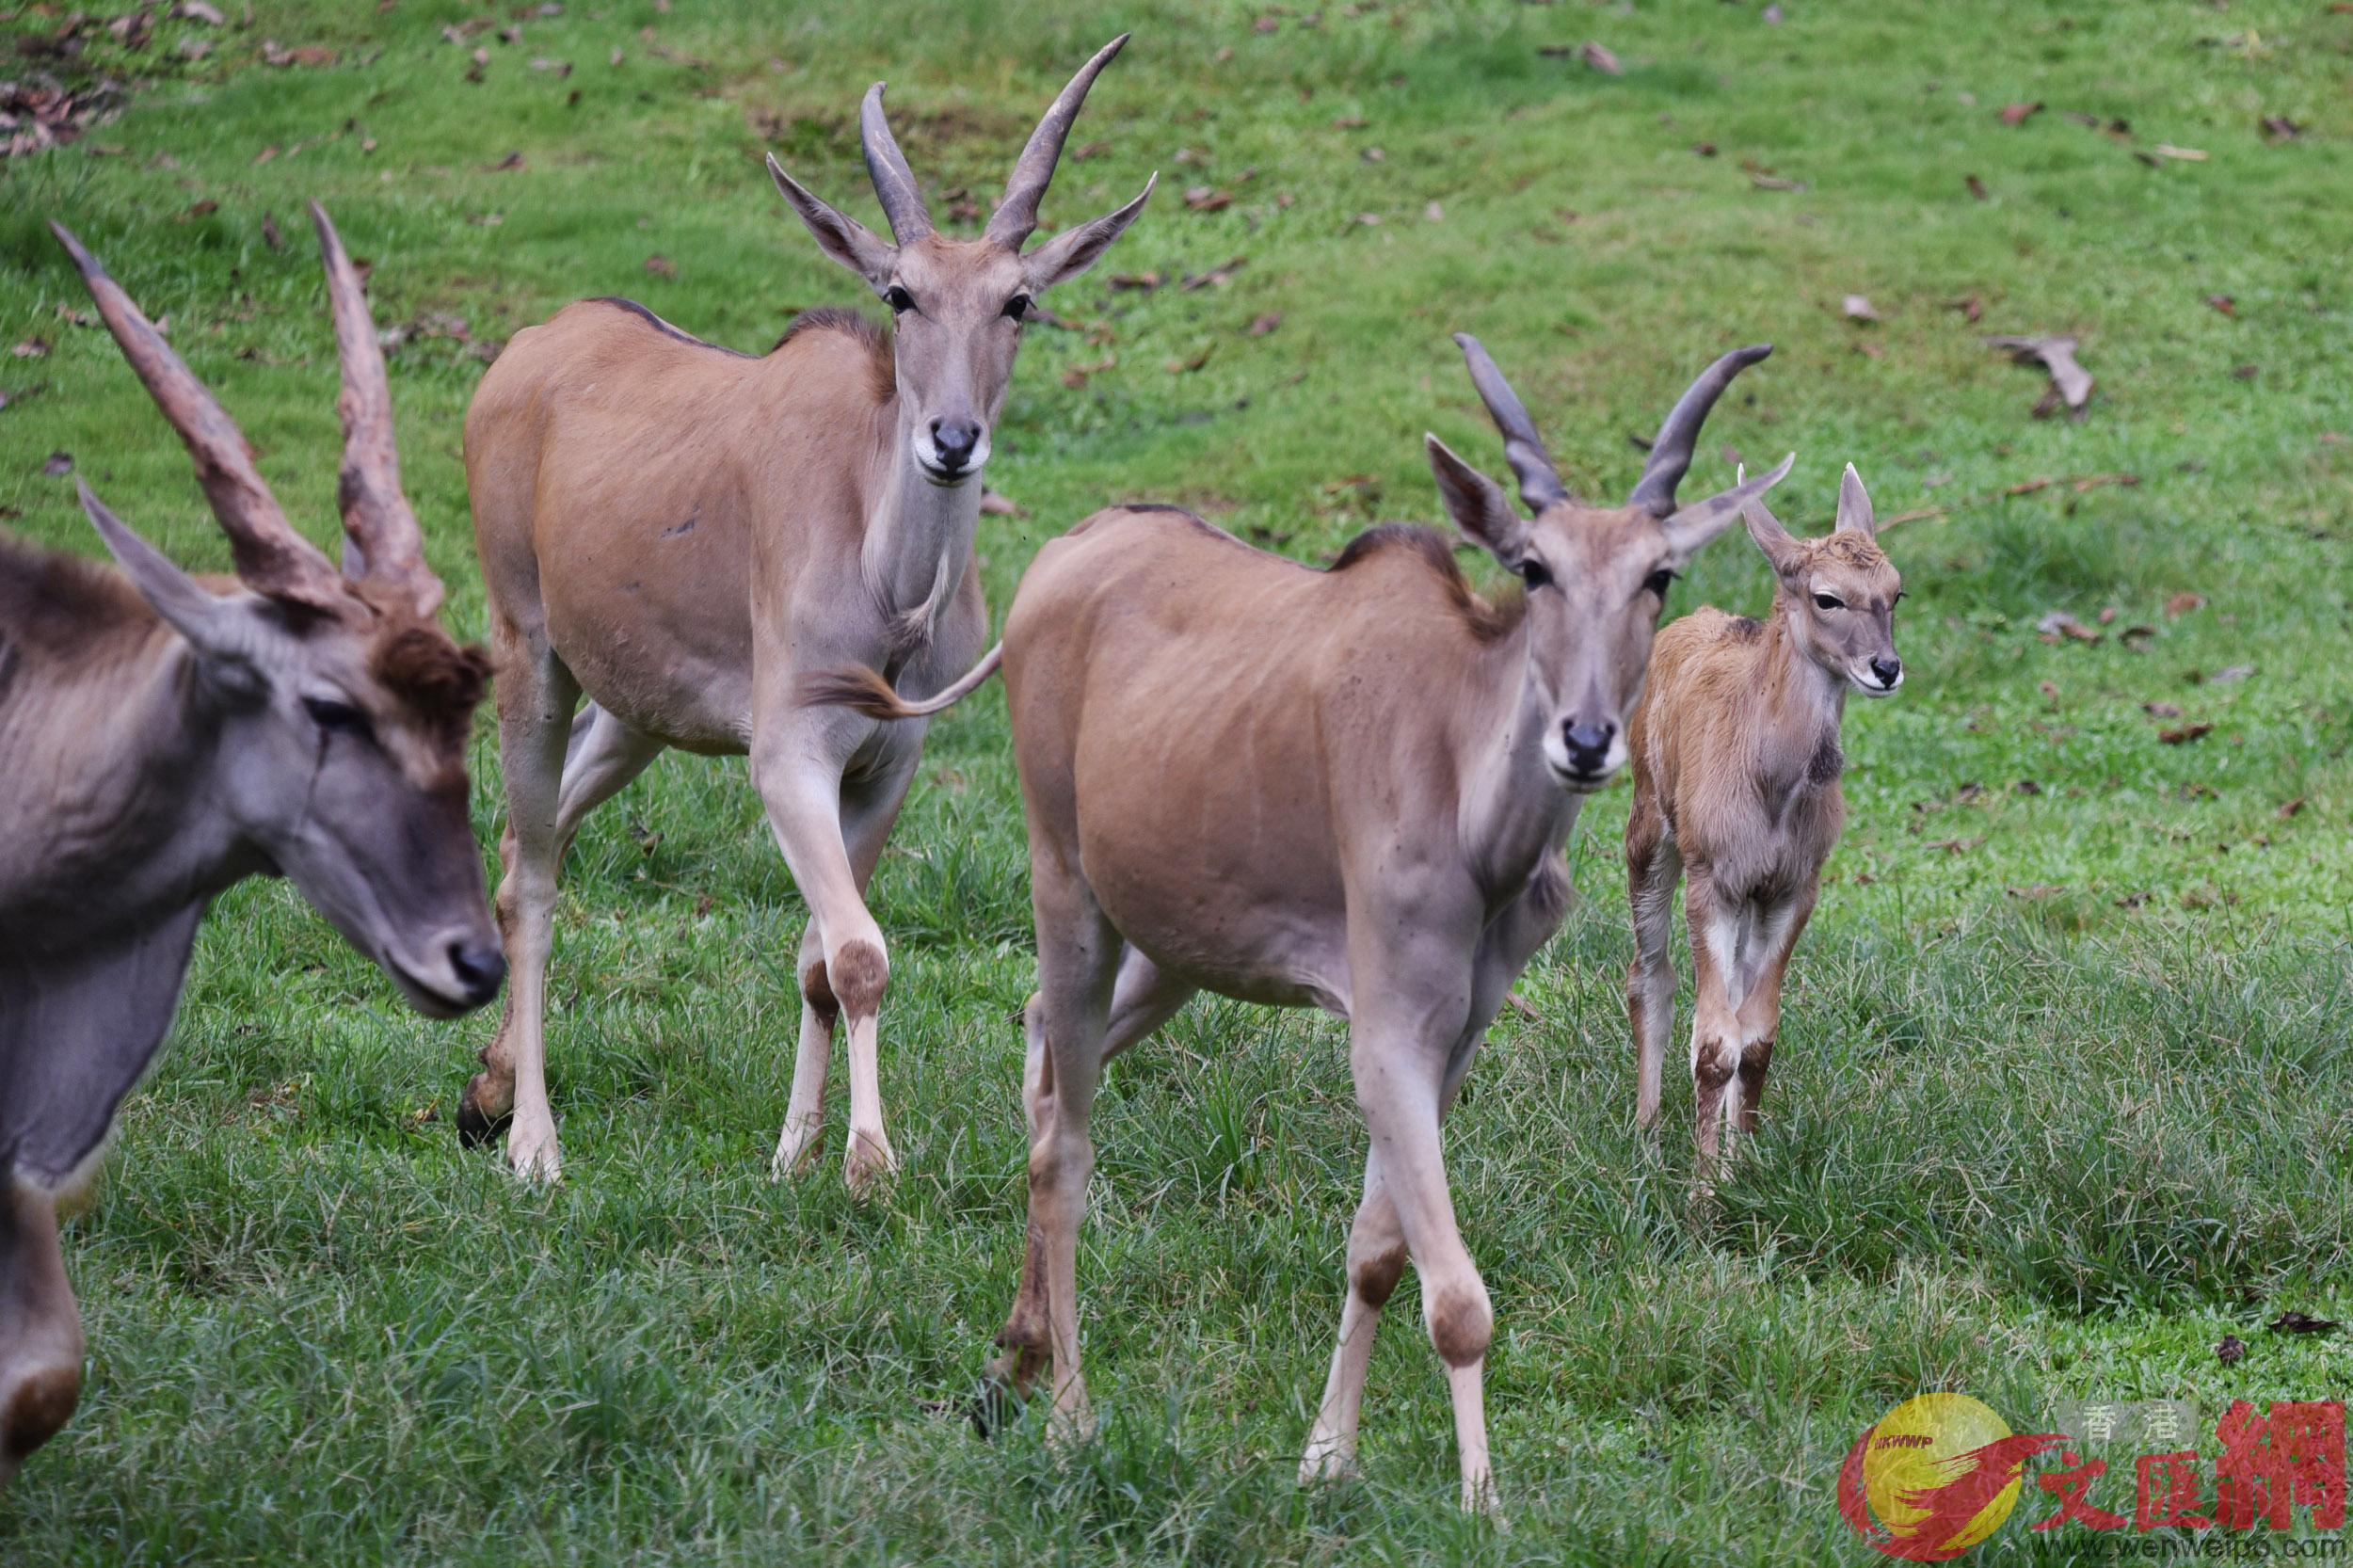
(1643, 568, 1676, 599)
(1518, 559, 1553, 589)
(1813, 592, 1845, 611)
(1004, 294, 1032, 323)
(883, 284, 916, 314)
(303, 696, 374, 741)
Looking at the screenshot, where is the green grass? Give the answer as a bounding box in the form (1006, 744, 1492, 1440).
(4, 1, 2352, 1560)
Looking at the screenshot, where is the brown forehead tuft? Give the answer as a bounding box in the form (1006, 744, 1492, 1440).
(1814, 531, 1890, 572)
(369, 618, 489, 750)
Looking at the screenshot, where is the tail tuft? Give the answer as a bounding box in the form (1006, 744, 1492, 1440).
(799, 664, 918, 720)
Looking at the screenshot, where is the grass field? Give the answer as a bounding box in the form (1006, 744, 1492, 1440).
(5, 0, 2352, 1560)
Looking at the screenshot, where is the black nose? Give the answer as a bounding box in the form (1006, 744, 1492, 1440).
(1871, 656, 1903, 688)
(1563, 721, 1616, 775)
(448, 941, 506, 1004)
(929, 418, 979, 472)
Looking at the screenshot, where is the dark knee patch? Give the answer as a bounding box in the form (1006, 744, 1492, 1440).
(1427, 1285, 1492, 1368)
(1694, 1051, 1737, 1090)
(830, 939, 888, 1018)
(800, 960, 840, 1023)
(1737, 1041, 1774, 1085)
(3, 1364, 80, 1461)
(1350, 1246, 1408, 1310)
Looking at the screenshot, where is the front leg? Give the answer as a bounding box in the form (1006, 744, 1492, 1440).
(0, 1181, 82, 1491)
(1681, 865, 1747, 1178)
(1730, 887, 1816, 1137)
(751, 712, 901, 1194)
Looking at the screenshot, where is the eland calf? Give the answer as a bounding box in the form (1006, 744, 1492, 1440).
(460, 37, 1151, 1187)
(815, 335, 1790, 1509)
(1624, 464, 1903, 1173)
(1, 210, 503, 1486)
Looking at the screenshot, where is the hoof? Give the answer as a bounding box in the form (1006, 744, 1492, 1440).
(842, 1132, 899, 1196)
(457, 1072, 514, 1149)
(506, 1121, 563, 1184)
(1298, 1440, 1358, 1487)
(769, 1118, 824, 1183)
(968, 1372, 1025, 1439)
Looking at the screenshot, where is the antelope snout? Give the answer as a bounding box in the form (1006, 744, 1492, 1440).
(1546, 719, 1624, 791)
(1861, 654, 1904, 696)
(385, 925, 507, 1017)
(917, 415, 988, 482)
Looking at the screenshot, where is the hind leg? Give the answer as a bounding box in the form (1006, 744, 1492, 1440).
(991, 834, 1123, 1437)
(1625, 793, 1682, 1131)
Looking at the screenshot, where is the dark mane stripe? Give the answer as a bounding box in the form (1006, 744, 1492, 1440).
(1328, 523, 1525, 641)
(771, 307, 894, 404)
(587, 296, 753, 359)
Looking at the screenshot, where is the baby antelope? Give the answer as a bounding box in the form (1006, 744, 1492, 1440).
(1624, 464, 1903, 1171)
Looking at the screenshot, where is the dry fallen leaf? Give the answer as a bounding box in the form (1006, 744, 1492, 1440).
(2153, 143, 2208, 162)
(977, 490, 1019, 518)
(1578, 40, 1623, 74)
(1184, 185, 1232, 213)
(1842, 294, 1878, 323)
(2276, 797, 2306, 820)
(1245, 312, 1283, 336)
(2267, 1311, 2342, 1336)
(2260, 114, 2303, 142)
(2165, 591, 2204, 616)
(2205, 293, 2235, 317)
(2036, 611, 2102, 644)
(1999, 102, 2043, 126)
(2216, 1335, 2246, 1366)
(1109, 271, 1162, 292)
(2158, 723, 2213, 745)
(644, 254, 676, 278)
(2143, 701, 2184, 719)
(42, 451, 72, 476)
(1180, 255, 1247, 291)
(1965, 173, 1990, 201)
(488, 151, 525, 171)
(1165, 344, 1214, 375)
(11, 338, 49, 360)
(1986, 334, 2093, 418)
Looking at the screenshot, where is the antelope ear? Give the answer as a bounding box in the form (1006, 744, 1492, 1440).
(767, 154, 897, 288)
(1727, 462, 1808, 577)
(78, 479, 257, 671)
(1022, 174, 1155, 293)
(1425, 433, 1529, 565)
(1661, 452, 1795, 568)
(1834, 462, 1878, 538)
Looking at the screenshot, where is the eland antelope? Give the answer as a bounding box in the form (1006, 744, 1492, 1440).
(457, 37, 1152, 1188)
(1625, 462, 1903, 1173)
(0, 209, 503, 1487)
(812, 334, 1791, 1510)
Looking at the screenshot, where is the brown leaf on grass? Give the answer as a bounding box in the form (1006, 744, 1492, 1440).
(2210, 664, 2254, 683)
(1927, 837, 1984, 856)
(1109, 271, 1162, 292)
(2259, 115, 2303, 142)
(263, 40, 338, 68)
(2216, 1335, 2247, 1365)
(2233, 363, 2259, 380)
(2158, 723, 2213, 745)
(1964, 173, 1990, 200)
(2205, 293, 2236, 316)
(261, 213, 283, 250)
(1331, 114, 1368, 129)
(2267, 1311, 2342, 1335)
(1986, 334, 2093, 418)
(2276, 797, 2306, 821)
(1998, 102, 2043, 126)
(1183, 185, 1232, 212)
(181, 1, 227, 22)
(2143, 701, 2184, 719)
(1505, 992, 1546, 1024)
(2036, 611, 2102, 644)
(1842, 294, 1878, 322)
(977, 490, 1020, 518)
(2038, 680, 2061, 703)
(2006, 884, 2066, 900)
(2165, 591, 2204, 616)
(1578, 40, 1623, 73)
(1245, 312, 1283, 336)
(1180, 255, 1248, 291)
(2153, 144, 2208, 162)
(41, 451, 72, 477)
(53, 305, 93, 328)
(11, 339, 49, 360)
(1059, 353, 1116, 390)
(1947, 293, 1984, 323)
(487, 151, 525, 171)
(2119, 624, 2156, 647)
(644, 254, 676, 278)
(2097, 606, 2120, 625)
(1165, 344, 1215, 375)
(1693, 141, 1719, 157)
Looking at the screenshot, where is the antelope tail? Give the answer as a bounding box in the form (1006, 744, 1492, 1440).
(801, 642, 1003, 721)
